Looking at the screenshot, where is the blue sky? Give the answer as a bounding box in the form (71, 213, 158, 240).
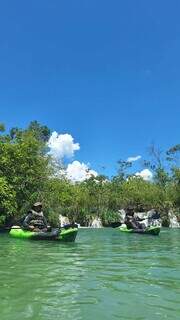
(0, 0, 179, 177)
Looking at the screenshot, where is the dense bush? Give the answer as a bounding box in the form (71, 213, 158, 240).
(0, 121, 179, 227)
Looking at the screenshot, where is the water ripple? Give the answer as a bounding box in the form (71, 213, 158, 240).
(0, 229, 179, 320)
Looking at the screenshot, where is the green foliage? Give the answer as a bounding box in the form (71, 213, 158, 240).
(0, 121, 179, 228)
(117, 159, 132, 181)
(0, 177, 17, 225)
(101, 210, 120, 225)
(118, 177, 167, 211)
(168, 168, 180, 207)
(27, 120, 51, 142)
(154, 168, 170, 187)
(0, 123, 5, 132)
(0, 124, 51, 225)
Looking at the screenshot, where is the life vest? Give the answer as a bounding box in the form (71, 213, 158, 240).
(28, 210, 46, 228)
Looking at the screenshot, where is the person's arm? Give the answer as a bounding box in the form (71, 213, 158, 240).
(22, 213, 33, 229)
(136, 216, 145, 221)
(130, 220, 139, 229)
(42, 215, 48, 227)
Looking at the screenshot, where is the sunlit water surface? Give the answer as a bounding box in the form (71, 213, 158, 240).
(0, 228, 179, 320)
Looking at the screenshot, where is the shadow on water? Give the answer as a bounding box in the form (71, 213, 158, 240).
(0, 229, 179, 320)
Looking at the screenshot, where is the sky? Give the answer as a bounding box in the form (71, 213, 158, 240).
(0, 0, 179, 178)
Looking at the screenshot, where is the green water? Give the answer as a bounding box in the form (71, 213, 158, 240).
(0, 229, 179, 320)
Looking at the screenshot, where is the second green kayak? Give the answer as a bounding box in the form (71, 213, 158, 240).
(118, 225, 160, 235)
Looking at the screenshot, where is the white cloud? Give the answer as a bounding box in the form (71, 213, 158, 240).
(135, 169, 153, 181)
(127, 155, 142, 162)
(48, 132, 80, 160)
(66, 161, 98, 182)
(47, 132, 98, 182)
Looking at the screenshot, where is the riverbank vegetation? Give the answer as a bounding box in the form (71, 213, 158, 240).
(0, 121, 179, 228)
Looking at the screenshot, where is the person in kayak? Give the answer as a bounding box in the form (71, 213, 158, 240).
(22, 202, 50, 232)
(124, 207, 145, 231)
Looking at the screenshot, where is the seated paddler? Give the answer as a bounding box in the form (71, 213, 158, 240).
(22, 202, 50, 232)
(125, 206, 145, 231)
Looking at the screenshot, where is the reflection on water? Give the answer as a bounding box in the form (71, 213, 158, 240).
(0, 229, 180, 320)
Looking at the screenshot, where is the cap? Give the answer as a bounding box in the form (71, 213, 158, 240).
(33, 202, 42, 207)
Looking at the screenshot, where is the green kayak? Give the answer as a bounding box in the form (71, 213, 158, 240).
(9, 226, 78, 242)
(118, 225, 160, 235)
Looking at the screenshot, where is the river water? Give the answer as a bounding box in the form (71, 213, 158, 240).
(0, 228, 179, 320)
